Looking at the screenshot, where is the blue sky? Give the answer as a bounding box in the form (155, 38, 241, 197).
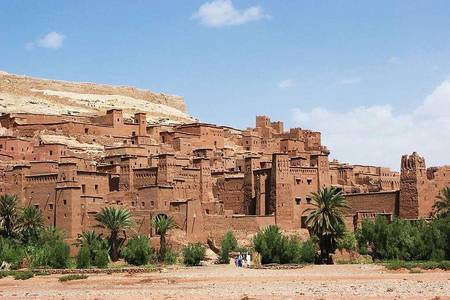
(1, 1, 450, 169)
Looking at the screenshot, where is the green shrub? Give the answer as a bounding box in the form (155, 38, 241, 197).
(122, 235, 153, 266)
(14, 271, 33, 280)
(337, 231, 357, 251)
(163, 249, 177, 265)
(182, 243, 206, 266)
(300, 239, 316, 263)
(76, 245, 91, 269)
(29, 232, 70, 269)
(356, 215, 450, 261)
(253, 225, 315, 264)
(219, 231, 238, 264)
(92, 246, 109, 268)
(253, 225, 285, 264)
(0, 237, 26, 269)
(75, 239, 110, 269)
(59, 274, 88, 282)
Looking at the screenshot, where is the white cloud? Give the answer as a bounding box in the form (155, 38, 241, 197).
(291, 79, 450, 170)
(337, 77, 361, 85)
(36, 32, 65, 49)
(278, 79, 296, 89)
(191, 0, 269, 27)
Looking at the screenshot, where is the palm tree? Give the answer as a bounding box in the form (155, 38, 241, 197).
(433, 186, 450, 217)
(17, 206, 44, 243)
(304, 187, 349, 264)
(0, 194, 19, 238)
(95, 207, 133, 261)
(152, 214, 177, 259)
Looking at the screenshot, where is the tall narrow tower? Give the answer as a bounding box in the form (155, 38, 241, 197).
(271, 153, 293, 229)
(399, 152, 426, 219)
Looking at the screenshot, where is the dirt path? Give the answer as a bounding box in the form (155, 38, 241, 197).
(0, 264, 449, 299)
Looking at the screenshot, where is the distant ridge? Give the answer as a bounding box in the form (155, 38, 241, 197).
(0, 71, 195, 123)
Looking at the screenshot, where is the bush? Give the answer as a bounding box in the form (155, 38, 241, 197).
(163, 249, 177, 265)
(182, 243, 206, 266)
(253, 225, 285, 264)
(0, 237, 26, 269)
(75, 238, 109, 269)
(253, 225, 315, 264)
(219, 231, 238, 264)
(28, 227, 70, 269)
(14, 271, 33, 280)
(357, 215, 450, 261)
(92, 246, 109, 268)
(59, 274, 88, 282)
(122, 235, 154, 266)
(300, 239, 316, 263)
(76, 245, 91, 269)
(337, 231, 357, 251)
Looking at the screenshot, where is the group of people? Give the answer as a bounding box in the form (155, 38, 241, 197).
(234, 252, 251, 268)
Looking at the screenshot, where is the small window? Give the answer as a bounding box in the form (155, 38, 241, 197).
(49, 150, 53, 156)
(63, 199, 67, 205)
(85, 128, 89, 134)
(49, 204, 53, 210)
(95, 184, 99, 193)
(301, 216, 308, 228)
(142, 202, 145, 207)
(82, 184, 86, 194)
(307, 179, 312, 185)
(295, 197, 301, 205)
(34, 204, 39, 209)
(306, 197, 312, 204)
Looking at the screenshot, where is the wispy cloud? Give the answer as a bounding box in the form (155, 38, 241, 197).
(277, 79, 296, 89)
(26, 32, 66, 50)
(292, 78, 450, 169)
(191, 0, 270, 27)
(337, 77, 361, 85)
(387, 56, 401, 65)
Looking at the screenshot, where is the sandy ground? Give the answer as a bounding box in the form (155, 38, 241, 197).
(0, 264, 449, 299)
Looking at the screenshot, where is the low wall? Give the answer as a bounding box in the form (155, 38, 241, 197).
(203, 215, 275, 241)
(344, 191, 399, 216)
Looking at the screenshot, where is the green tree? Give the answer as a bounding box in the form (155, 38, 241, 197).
(219, 231, 238, 263)
(0, 194, 19, 238)
(95, 207, 133, 261)
(433, 187, 450, 217)
(152, 214, 177, 259)
(303, 187, 349, 264)
(17, 206, 44, 243)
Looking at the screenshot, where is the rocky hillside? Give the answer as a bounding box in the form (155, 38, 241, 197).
(0, 71, 195, 123)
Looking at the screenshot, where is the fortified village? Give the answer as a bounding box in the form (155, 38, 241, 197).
(0, 72, 449, 246)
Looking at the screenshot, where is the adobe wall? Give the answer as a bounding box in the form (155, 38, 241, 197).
(203, 214, 275, 241)
(344, 191, 399, 216)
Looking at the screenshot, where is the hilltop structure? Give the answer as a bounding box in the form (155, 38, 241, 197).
(0, 107, 448, 245)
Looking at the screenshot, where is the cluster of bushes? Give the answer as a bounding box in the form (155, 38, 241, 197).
(253, 225, 315, 264)
(356, 215, 450, 261)
(0, 227, 71, 270)
(384, 260, 450, 271)
(182, 243, 206, 266)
